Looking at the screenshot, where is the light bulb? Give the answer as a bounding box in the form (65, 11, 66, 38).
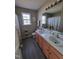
(57, 0, 60, 2)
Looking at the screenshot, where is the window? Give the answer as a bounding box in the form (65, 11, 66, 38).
(22, 13, 31, 25)
(41, 16, 46, 24)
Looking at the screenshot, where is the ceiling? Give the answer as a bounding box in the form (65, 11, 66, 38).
(15, 0, 48, 10)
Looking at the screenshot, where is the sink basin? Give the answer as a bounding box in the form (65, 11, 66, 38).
(49, 36, 63, 47)
(39, 30, 49, 35)
(39, 30, 45, 34)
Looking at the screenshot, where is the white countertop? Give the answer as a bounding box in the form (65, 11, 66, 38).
(36, 29, 63, 55)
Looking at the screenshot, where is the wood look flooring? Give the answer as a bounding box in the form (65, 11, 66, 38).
(21, 38, 46, 59)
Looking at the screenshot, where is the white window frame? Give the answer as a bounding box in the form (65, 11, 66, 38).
(22, 13, 31, 25)
(41, 16, 46, 24)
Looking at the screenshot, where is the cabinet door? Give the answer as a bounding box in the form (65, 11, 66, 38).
(53, 54, 59, 59)
(35, 33, 39, 43)
(49, 45, 63, 59)
(38, 36, 42, 48)
(43, 48, 49, 59)
(49, 52, 59, 59)
(42, 39, 49, 58)
(39, 36, 44, 49)
(36, 33, 43, 49)
(43, 46, 49, 59)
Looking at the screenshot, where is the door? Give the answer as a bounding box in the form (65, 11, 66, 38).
(15, 14, 22, 59)
(21, 13, 37, 39)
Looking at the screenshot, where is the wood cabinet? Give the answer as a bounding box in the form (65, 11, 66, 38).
(39, 35, 44, 49)
(35, 32, 63, 59)
(49, 52, 59, 59)
(35, 33, 39, 43)
(49, 45, 63, 59)
(42, 39, 49, 58)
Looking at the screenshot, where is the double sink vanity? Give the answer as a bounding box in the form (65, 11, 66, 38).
(35, 29, 63, 59)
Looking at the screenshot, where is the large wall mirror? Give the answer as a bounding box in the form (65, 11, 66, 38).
(41, 1, 63, 32)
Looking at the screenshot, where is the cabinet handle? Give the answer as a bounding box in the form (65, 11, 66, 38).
(49, 52, 51, 54)
(47, 49, 49, 51)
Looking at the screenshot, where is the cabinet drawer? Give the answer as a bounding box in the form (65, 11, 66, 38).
(49, 45, 63, 59)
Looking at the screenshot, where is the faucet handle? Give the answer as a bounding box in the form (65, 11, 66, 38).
(57, 34, 59, 38)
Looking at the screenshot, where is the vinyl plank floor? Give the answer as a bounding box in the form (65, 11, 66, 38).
(21, 38, 46, 59)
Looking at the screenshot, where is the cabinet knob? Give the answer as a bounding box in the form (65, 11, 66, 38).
(47, 49, 49, 51)
(49, 52, 51, 54)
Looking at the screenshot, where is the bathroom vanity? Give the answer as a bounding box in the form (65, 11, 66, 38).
(35, 29, 63, 59)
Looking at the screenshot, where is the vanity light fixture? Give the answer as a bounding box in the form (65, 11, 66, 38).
(52, 2, 55, 5)
(51, 4, 53, 7)
(57, 0, 60, 2)
(57, 0, 62, 3)
(54, 1, 57, 5)
(48, 6, 50, 9)
(45, 8, 48, 10)
(45, 0, 62, 10)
